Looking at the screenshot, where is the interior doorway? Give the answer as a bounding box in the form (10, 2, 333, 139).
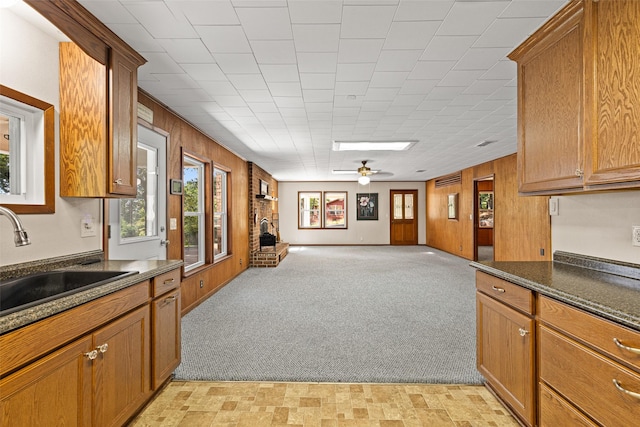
(474, 176, 494, 261)
(390, 189, 418, 245)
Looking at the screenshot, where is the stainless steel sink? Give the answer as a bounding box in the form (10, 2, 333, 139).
(0, 270, 138, 316)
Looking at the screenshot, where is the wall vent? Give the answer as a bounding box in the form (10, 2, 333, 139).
(435, 172, 462, 188)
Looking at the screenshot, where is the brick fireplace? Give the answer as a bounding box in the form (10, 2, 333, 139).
(248, 162, 288, 267)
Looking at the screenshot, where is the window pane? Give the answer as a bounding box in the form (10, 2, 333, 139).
(120, 144, 158, 239)
(405, 194, 414, 219)
(325, 192, 346, 228)
(394, 194, 403, 219)
(299, 192, 321, 228)
(214, 168, 227, 259)
(183, 156, 204, 271)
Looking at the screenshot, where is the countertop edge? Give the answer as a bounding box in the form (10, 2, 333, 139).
(470, 261, 640, 331)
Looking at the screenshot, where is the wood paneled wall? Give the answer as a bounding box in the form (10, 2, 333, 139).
(137, 91, 250, 315)
(426, 154, 551, 261)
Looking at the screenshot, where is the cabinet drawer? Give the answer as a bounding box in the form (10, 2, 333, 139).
(539, 325, 640, 427)
(538, 295, 640, 372)
(152, 269, 180, 297)
(539, 383, 597, 427)
(476, 271, 534, 314)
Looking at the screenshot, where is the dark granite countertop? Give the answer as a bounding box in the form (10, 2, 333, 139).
(0, 252, 183, 334)
(470, 252, 640, 331)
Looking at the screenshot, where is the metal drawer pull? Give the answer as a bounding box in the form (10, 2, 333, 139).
(613, 379, 640, 400)
(162, 295, 177, 306)
(491, 285, 505, 293)
(519, 328, 529, 337)
(97, 343, 108, 353)
(163, 278, 175, 284)
(84, 350, 98, 360)
(613, 338, 640, 355)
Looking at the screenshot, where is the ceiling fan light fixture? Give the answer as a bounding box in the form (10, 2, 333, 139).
(358, 175, 370, 185)
(332, 140, 415, 151)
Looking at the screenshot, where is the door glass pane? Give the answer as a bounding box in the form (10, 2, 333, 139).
(405, 194, 414, 219)
(120, 144, 158, 240)
(394, 194, 403, 219)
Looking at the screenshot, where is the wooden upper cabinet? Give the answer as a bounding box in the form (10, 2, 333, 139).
(60, 43, 138, 197)
(509, 0, 640, 194)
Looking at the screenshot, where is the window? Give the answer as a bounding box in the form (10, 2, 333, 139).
(119, 143, 158, 240)
(299, 191, 348, 229)
(183, 155, 205, 271)
(213, 167, 228, 259)
(299, 192, 321, 228)
(324, 192, 347, 228)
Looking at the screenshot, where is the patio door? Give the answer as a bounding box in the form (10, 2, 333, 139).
(390, 190, 418, 245)
(108, 124, 168, 260)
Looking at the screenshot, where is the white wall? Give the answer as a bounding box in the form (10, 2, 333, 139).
(279, 181, 426, 245)
(0, 6, 101, 266)
(551, 190, 640, 264)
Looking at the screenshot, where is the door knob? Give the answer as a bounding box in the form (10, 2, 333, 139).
(161, 240, 170, 246)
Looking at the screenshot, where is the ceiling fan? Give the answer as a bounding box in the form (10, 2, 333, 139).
(332, 160, 391, 184)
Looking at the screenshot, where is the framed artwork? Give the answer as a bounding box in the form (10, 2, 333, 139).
(260, 179, 269, 196)
(447, 193, 458, 220)
(357, 193, 378, 220)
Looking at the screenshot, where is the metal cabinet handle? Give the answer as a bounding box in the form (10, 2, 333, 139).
(575, 169, 584, 177)
(163, 278, 175, 284)
(97, 343, 108, 353)
(491, 285, 505, 293)
(613, 338, 640, 355)
(613, 379, 640, 400)
(84, 350, 98, 360)
(162, 295, 177, 306)
(519, 328, 529, 337)
(114, 178, 123, 185)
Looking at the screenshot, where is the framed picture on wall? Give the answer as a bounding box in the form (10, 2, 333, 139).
(357, 193, 378, 220)
(447, 193, 458, 220)
(260, 179, 269, 196)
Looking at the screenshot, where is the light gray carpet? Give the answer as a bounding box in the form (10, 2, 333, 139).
(175, 246, 484, 384)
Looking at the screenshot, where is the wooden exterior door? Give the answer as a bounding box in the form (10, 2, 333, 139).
(390, 190, 418, 245)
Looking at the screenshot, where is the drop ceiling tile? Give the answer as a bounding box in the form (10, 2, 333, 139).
(375, 50, 422, 72)
(293, 24, 340, 52)
(500, 1, 566, 18)
(394, 0, 452, 21)
(475, 17, 548, 48)
(408, 61, 455, 80)
(337, 39, 385, 64)
(335, 81, 369, 96)
(421, 36, 477, 61)
(181, 63, 227, 81)
(306, 102, 334, 112)
(81, 1, 137, 24)
(224, 107, 255, 117)
(288, 0, 342, 23)
(172, 0, 239, 25)
(235, 7, 292, 40)
(487, 86, 517, 100)
(196, 26, 251, 53)
(267, 82, 302, 97)
(259, 64, 300, 82)
(300, 73, 336, 89)
(199, 81, 238, 96)
(297, 52, 338, 73)
(123, 2, 197, 38)
(439, 70, 485, 87)
(383, 21, 439, 50)
(481, 60, 516, 80)
(464, 79, 508, 95)
(251, 40, 297, 64)
(213, 53, 260, 73)
(158, 39, 214, 64)
(238, 89, 273, 102)
(248, 102, 279, 113)
(227, 74, 268, 90)
(145, 73, 200, 90)
(425, 86, 465, 100)
(436, 2, 508, 36)
(211, 95, 247, 107)
(139, 52, 184, 74)
(303, 89, 334, 103)
(108, 24, 164, 52)
(341, 5, 396, 38)
(369, 71, 410, 88)
(364, 88, 399, 101)
(399, 79, 438, 95)
(273, 97, 304, 108)
(391, 94, 425, 106)
(455, 47, 511, 70)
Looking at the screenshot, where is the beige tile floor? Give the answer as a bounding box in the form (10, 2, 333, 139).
(129, 381, 519, 427)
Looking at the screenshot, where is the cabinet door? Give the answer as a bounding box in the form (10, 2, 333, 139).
(512, 3, 584, 193)
(0, 336, 93, 427)
(477, 291, 536, 427)
(93, 305, 151, 427)
(151, 288, 181, 389)
(109, 49, 138, 196)
(583, 0, 640, 187)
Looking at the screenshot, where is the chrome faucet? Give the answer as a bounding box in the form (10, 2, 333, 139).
(0, 206, 31, 246)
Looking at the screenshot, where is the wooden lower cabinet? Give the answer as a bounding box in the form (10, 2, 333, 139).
(0, 336, 93, 426)
(539, 383, 597, 427)
(476, 291, 536, 426)
(151, 288, 181, 389)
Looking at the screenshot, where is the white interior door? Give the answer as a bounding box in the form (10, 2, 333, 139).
(108, 125, 167, 260)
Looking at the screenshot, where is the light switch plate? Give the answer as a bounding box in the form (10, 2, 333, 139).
(81, 215, 97, 237)
(549, 197, 559, 216)
(170, 218, 177, 230)
(633, 226, 640, 247)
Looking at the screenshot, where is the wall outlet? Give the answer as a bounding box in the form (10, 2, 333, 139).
(633, 226, 640, 247)
(80, 215, 97, 237)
